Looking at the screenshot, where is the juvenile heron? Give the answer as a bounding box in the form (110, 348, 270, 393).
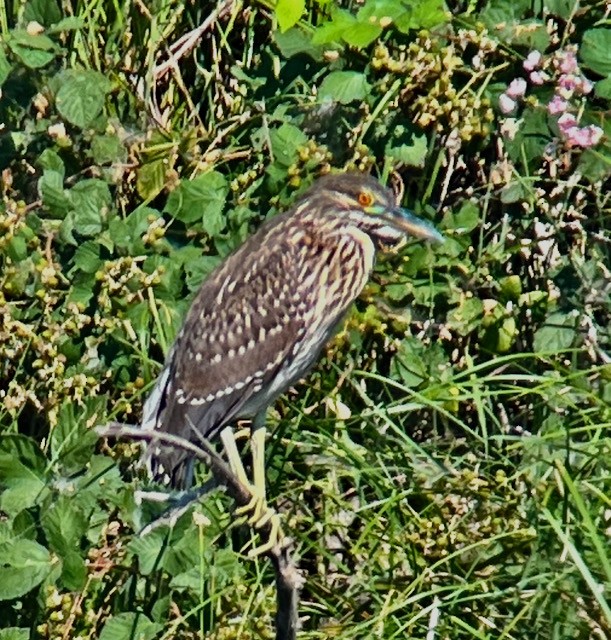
(141, 172, 442, 547)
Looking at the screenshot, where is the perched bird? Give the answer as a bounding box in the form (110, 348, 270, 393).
(141, 172, 441, 543)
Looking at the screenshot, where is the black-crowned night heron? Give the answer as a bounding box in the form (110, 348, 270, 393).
(141, 172, 442, 551)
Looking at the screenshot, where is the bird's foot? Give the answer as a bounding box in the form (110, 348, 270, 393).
(235, 488, 285, 556)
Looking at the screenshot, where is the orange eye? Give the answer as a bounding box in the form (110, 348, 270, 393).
(358, 191, 374, 207)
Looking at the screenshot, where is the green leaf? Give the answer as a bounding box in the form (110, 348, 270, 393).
(0, 629, 30, 640)
(319, 71, 370, 104)
(385, 132, 428, 167)
(0, 539, 53, 600)
(391, 337, 428, 387)
(6, 30, 57, 68)
(269, 123, 308, 167)
(128, 534, 166, 575)
(311, 9, 356, 45)
(0, 454, 45, 516)
(42, 496, 88, 557)
(533, 312, 577, 352)
(342, 22, 382, 48)
(0, 47, 11, 87)
(61, 551, 87, 591)
(165, 171, 228, 236)
(577, 148, 611, 183)
(441, 201, 480, 233)
(581, 29, 611, 77)
(50, 398, 103, 474)
(91, 133, 127, 165)
(39, 169, 72, 218)
(595, 76, 611, 99)
(447, 296, 485, 336)
(275, 28, 323, 60)
(38, 147, 65, 174)
(55, 69, 111, 128)
(394, 0, 448, 30)
(276, 0, 305, 32)
(47, 17, 84, 33)
(23, 0, 61, 26)
(5, 235, 27, 262)
(70, 179, 112, 236)
(137, 158, 168, 200)
(72, 240, 102, 273)
(99, 613, 161, 640)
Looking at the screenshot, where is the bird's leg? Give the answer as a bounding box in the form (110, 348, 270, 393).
(220, 426, 251, 488)
(220, 419, 284, 556)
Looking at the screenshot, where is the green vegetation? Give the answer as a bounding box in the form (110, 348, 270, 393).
(0, 0, 610, 637)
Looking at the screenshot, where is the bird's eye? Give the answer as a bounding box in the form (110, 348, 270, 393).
(358, 191, 374, 207)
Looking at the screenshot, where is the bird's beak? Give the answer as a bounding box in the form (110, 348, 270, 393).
(384, 206, 444, 244)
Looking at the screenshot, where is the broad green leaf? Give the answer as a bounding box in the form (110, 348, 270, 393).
(99, 613, 161, 640)
(137, 158, 168, 200)
(72, 241, 102, 273)
(23, 0, 61, 25)
(39, 169, 72, 218)
(581, 29, 611, 77)
(386, 133, 427, 167)
(358, 0, 410, 22)
(533, 312, 577, 352)
(441, 201, 480, 233)
(0, 629, 29, 640)
(343, 22, 382, 48)
(42, 495, 88, 557)
(0, 539, 53, 600)
(269, 123, 308, 166)
(319, 71, 370, 104)
(577, 148, 611, 183)
(50, 397, 103, 474)
(595, 76, 611, 99)
(0, 454, 45, 516)
(55, 69, 111, 128)
(275, 28, 323, 60)
(70, 179, 112, 236)
(6, 30, 57, 68)
(394, 0, 448, 30)
(91, 133, 127, 165)
(38, 147, 65, 174)
(311, 9, 356, 45)
(391, 337, 428, 387)
(447, 296, 485, 336)
(276, 0, 305, 32)
(128, 533, 166, 575)
(165, 171, 228, 236)
(61, 551, 87, 591)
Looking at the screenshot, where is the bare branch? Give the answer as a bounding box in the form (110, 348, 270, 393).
(96, 421, 303, 639)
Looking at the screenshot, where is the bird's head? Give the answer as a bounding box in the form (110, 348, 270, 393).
(303, 172, 443, 248)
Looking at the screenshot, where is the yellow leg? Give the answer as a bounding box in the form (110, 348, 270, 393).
(219, 425, 284, 556)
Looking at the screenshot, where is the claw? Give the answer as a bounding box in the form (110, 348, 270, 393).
(220, 424, 285, 557)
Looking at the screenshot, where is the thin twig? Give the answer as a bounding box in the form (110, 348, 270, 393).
(96, 421, 302, 639)
(153, 0, 234, 81)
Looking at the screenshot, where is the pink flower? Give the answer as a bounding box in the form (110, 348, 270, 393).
(499, 93, 516, 114)
(557, 112, 578, 134)
(573, 76, 593, 95)
(558, 74, 577, 98)
(564, 125, 603, 148)
(523, 51, 542, 71)
(548, 95, 568, 115)
(506, 78, 527, 99)
(556, 50, 578, 75)
(529, 71, 548, 85)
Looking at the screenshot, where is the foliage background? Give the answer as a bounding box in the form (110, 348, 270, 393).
(0, 0, 610, 638)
